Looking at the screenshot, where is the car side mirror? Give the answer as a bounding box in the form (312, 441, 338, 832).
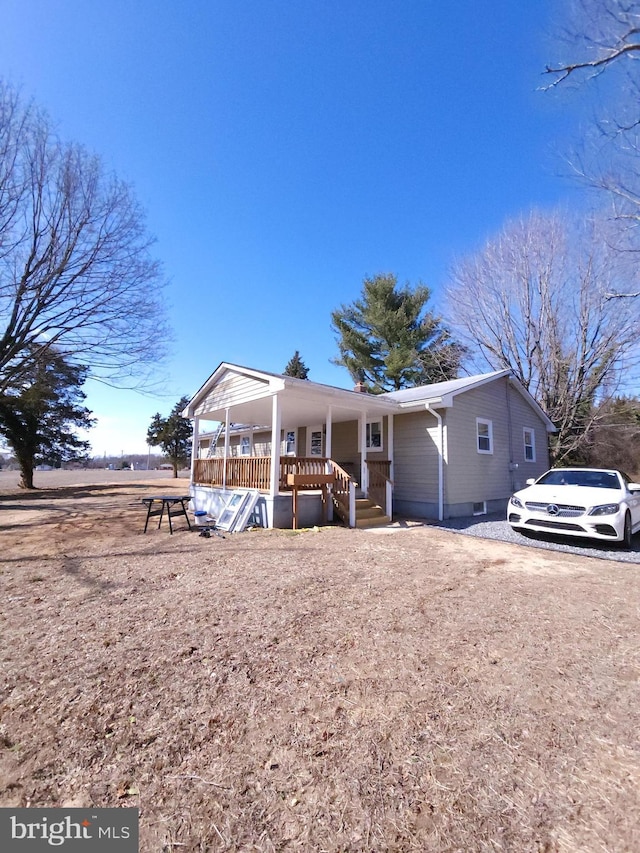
(628, 483, 640, 493)
(525, 478, 536, 486)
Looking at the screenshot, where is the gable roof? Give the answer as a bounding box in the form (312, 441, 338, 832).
(381, 370, 511, 404)
(185, 362, 556, 433)
(184, 362, 399, 427)
(382, 369, 556, 432)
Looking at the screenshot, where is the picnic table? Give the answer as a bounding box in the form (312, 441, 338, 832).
(142, 495, 193, 534)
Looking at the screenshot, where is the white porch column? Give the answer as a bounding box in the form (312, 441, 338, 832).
(325, 405, 334, 521)
(325, 405, 333, 460)
(223, 408, 231, 491)
(190, 416, 200, 480)
(269, 393, 282, 496)
(359, 412, 367, 494)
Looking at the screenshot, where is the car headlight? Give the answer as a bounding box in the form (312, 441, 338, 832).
(588, 503, 621, 517)
(510, 495, 524, 509)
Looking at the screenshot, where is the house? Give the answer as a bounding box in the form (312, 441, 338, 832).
(183, 363, 555, 528)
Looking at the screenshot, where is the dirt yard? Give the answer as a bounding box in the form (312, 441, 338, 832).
(0, 472, 638, 852)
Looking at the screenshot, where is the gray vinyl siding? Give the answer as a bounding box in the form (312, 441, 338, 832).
(392, 411, 440, 504)
(507, 388, 551, 490)
(445, 377, 549, 505)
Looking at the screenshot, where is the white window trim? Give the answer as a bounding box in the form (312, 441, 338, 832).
(240, 434, 251, 456)
(283, 429, 296, 456)
(366, 420, 383, 452)
(523, 427, 536, 462)
(476, 418, 493, 455)
(307, 425, 323, 456)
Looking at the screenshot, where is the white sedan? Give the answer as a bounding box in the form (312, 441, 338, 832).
(507, 468, 640, 548)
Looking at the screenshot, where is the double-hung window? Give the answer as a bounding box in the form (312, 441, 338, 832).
(476, 418, 493, 454)
(366, 420, 382, 451)
(284, 430, 296, 455)
(523, 427, 536, 462)
(309, 427, 323, 456)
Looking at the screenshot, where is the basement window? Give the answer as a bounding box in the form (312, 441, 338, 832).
(473, 501, 487, 516)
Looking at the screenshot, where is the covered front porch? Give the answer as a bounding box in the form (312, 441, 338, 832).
(184, 363, 400, 529)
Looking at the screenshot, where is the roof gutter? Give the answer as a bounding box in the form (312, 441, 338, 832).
(425, 403, 444, 521)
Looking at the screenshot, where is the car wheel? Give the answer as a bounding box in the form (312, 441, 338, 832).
(622, 512, 633, 550)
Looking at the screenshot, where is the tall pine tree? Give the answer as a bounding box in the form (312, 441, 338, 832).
(147, 396, 193, 478)
(283, 351, 310, 379)
(331, 273, 463, 392)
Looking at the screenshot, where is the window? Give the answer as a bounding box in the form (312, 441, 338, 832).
(476, 418, 493, 454)
(523, 428, 535, 462)
(309, 427, 323, 456)
(473, 501, 487, 516)
(240, 435, 250, 456)
(283, 430, 296, 455)
(366, 420, 382, 451)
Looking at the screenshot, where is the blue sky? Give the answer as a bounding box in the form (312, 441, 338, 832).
(1, 0, 585, 455)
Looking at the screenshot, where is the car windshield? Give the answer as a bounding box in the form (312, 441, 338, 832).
(536, 470, 620, 489)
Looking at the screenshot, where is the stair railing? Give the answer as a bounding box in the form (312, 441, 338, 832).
(327, 459, 357, 528)
(365, 460, 393, 519)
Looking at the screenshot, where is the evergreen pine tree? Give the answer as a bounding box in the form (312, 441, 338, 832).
(283, 351, 310, 379)
(147, 396, 193, 477)
(331, 273, 463, 392)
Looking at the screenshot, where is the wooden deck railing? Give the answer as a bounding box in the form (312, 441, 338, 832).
(279, 456, 333, 490)
(366, 459, 393, 518)
(193, 455, 366, 527)
(327, 459, 357, 527)
(193, 457, 271, 492)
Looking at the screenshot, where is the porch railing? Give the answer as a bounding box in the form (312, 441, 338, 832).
(192, 455, 359, 527)
(279, 456, 333, 490)
(366, 459, 393, 519)
(193, 457, 271, 492)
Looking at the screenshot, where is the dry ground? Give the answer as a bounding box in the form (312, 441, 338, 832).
(0, 472, 639, 852)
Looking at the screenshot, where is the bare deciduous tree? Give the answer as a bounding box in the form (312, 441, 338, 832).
(544, 1, 640, 296)
(446, 210, 640, 462)
(0, 81, 169, 393)
(545, 0, 640, 87)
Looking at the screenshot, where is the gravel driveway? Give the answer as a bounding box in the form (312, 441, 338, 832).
(426, 512, 640, 564)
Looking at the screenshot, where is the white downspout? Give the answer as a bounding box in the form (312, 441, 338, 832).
(426, 404, 444, 521)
